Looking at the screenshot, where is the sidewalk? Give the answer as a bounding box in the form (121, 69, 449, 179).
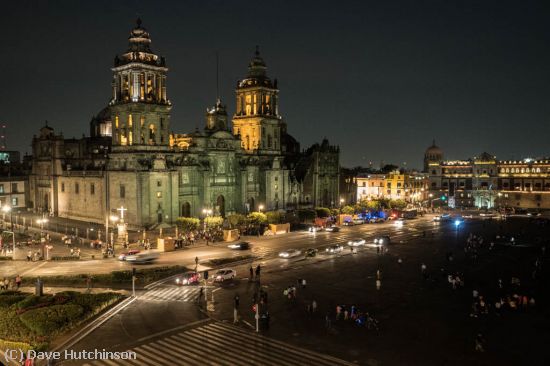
(16, 286, 131, 296)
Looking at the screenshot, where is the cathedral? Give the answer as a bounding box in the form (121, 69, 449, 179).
(28, 20, 340, 228)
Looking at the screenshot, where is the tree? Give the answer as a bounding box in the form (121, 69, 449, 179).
(247, 212, 267, 225)
(341, 205, 355, 215)
(330, 208, 339, 217)
(266, 211, 281, 224)
(315, 207, 331, 218)
(297, 209, 316, 222)
(390, 199, 407, 210)
(205, 216, 224, 228)
(227, 214, 246, 228)
(176, 217, 200, 232)
(381, 164, 399, 173)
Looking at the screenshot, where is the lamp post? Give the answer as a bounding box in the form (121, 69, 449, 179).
(339, 198, 344, 214)
(258, 204, 264, 213)
(109, 215, 119, 246)
(497, 192, 503, 213)
(2, 204, 12, 231)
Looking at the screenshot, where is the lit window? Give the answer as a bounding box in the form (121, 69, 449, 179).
(115, 116, 119, 128)
(128, 114, 133, 127)
(157, 191, 162, 198)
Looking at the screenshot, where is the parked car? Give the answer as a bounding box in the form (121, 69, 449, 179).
(343, 221, 354, 226)
(227, 241, 250, 250)
(347, 238, 366, 246)
(214, 268, 237, 282)
(118, 249, 140, 261)
(175, 271, 201, 285)
(325, 244, 344, 254)
(325, 226, 340, 232)
(305, 248, 318, 257)
(125, 251, 159, 264)
(373, 235, 391, 245)
(279, 249, 302, 258)
(353, 219, 366, 225)
(369, 218, 385, 223)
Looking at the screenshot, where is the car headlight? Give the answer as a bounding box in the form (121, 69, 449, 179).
(176, 278, 180, 284)
(183, 279, 188, 284)
(348, 241, 352, 244)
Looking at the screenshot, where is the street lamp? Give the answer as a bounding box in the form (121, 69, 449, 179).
(2, 204, 12, 230)
(258, 204, 264, 213)
(109, 215, 119, 246)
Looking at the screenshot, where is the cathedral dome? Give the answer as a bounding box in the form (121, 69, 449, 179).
(425, 140, 443, 157)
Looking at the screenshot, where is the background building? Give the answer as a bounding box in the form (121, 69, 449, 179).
(425, 142, 550, 210)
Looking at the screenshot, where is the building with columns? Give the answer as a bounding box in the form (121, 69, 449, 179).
(425, 142, 550, 209)
(28, 20, 340, 228)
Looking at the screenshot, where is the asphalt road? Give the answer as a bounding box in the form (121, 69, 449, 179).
(1, 216, 439, 278)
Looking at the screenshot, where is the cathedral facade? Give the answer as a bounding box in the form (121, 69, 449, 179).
(28, 20, 340, 228)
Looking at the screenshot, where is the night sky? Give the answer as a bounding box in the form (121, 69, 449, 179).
(1, 0, 549, 169)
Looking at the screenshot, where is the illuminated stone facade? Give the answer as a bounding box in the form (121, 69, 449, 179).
(426, 143, 550, 209)
(28, 20, 340, 227)
(355, 172, 428, 203)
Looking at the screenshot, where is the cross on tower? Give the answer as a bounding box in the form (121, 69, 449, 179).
(117, 206, 127, 221)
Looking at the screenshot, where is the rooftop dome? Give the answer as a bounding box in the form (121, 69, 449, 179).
(425, 139, 443, 156)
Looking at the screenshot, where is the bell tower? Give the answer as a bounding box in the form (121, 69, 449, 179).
(232, 46, 282, 154)
(109, 19, 171, 150)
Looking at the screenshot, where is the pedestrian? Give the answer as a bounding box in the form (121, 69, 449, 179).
(301, 278, 307, 289)
(344, 309, 349, 320)
(15, 275, 21, 289)
(398, 257, 403, 266)
(325, 312, 331, 329)
(255, 265, 261, 280)
(376, 246, 380, 255)
(376, 279, 381, 290)
(312, 300, 317, 313)
(249, 266, 254, 280)
(376, 269, 381, 280)
(336, 305, 342, 320)
(475, 334, 485, 352)
(27, 250, 32, 262)
(234, 294, 240, 308)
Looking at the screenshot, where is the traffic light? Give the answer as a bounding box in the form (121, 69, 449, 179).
(203, 270, 209, 280)
(132, 268, 136, 276)
(441, 195, 447, 201)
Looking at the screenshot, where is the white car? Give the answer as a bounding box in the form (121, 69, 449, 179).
(279, 249, 302, 258)
(394, 218, 406, 227)
(325, 244, 344, 254)
(214, 269, 236, 282)
(125, 251, 159, 263)
(347, 239, 366, 246)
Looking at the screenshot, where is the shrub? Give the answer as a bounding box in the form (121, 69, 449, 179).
(227, 214, 246, 228)
(16, 295, 53, 311)
(0, 294, 28, 308)
(341, 205, 355, 215)
(315, 207, 331, 218)
(266, 211, 281, 224)
(297, 209, 316, 222)
(19, 304, 84, 336)
(247, 212, 267, 225)
(0, 256, 13, 260)
(206, 255, 255, 266)
(204, 216, 224, 228)
(176, 217, 200, 231)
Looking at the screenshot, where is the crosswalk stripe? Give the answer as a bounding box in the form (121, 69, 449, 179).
(131, 345, 164, 366)
(155, 339, 208, 366)
(136, 344, 171, 365)
(164, 334, 228, 365)
(185, 327, 289, 366)
(171, 332, 235, 366)
(204, 324, 309, 363)
(141, 287, 200, 302)
(211, 323, 348, 365)
(165, 336, 235, 366)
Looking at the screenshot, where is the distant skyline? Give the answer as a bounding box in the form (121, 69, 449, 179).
(1, 0, 549, 169)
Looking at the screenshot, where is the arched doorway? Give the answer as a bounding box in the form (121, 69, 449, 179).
(247, 197, 255, 213)
(216, 195, 226, 218)
(181, 202, 191, 217)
